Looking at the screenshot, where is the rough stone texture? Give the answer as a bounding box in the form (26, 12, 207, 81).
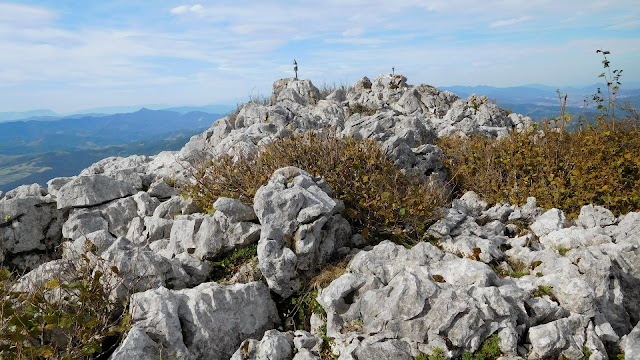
(318, 241, 524, 358)
(576, 204, 616, 229)
(527, 314, 591, 359)
(53, 175, 137, 209)
(529, 208, 569, 237)
(0, 184, 64, 270)
(271, 78, 322, 106)
(4, 75, 640, 360)
(620, 322, 640, 360)
(109, 326, 160, 360)
(113, 282, 279, 360)
(254, 167, 351, 297)
(230, 329, 294, 360)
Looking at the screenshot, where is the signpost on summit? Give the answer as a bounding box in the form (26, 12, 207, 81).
(293, 59, 298, 80)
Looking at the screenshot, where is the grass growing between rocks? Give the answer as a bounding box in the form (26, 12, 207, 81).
(278, 260, 349, 332)
(209, 244, 259, 282)
(184, 131, 446, 242)
(0, 252, 130, 359)
(438, 121, 640, 219)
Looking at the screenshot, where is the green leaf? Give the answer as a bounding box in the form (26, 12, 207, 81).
(44, 279, 60, 290)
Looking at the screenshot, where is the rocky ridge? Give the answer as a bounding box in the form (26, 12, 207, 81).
(1, 74, 638, 359)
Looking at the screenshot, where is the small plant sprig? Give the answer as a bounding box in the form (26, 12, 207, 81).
(593, 49, 623, 129)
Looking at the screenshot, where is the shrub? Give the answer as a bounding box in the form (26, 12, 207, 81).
(428, 348, 446, 360)
(184, 131, 446, 242)
(438, 122, 640, 219)
(533, 285, 554, 299)
(0, 246, 130, 359)
(461, 334, 502, 360)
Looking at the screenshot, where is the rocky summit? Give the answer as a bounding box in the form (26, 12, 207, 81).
(1, 74, 638, 359)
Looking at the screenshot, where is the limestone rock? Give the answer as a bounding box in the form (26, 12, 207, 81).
(54, 175, 137, 209)
(271, 78, 322, 106)
(0, 185, 64, 270)
(529, 209, 568, 237)
(318, 241, 524, 358)
(254, 167, 351, 297)
(113, 282, 279, 360)
(230, 329, 294, 360)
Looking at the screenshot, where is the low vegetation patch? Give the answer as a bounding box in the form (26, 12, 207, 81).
(346, 103, 378, 117)
(184, 131, 446, 242)
(438, 121, 640, 219)
(462, 334, 502, 360)
(0, 246, 130, 359)
(209, 244, 259, 282)
(279, 260, 348, 332)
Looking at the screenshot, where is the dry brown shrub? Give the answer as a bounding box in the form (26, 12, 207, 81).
(438, 121, 640, 218)
(184, 131, 447, 240)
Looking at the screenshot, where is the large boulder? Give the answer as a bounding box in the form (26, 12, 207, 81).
(53, 175, 137, 209)
(0, 184, 64, 270)
(271, 78, 322, 106)
(254, 167, 351, 298)
(111, 282, 279, 360)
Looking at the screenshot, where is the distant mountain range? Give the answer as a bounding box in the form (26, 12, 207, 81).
(0, 104, 235, 123)
(0, 108, 224, 192)
(0, 108, 222, 155)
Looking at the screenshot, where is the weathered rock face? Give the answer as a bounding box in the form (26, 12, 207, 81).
(254, 167, 351, 298)
(52, 175, 137, 209)
(271, 78, 322, 106)
(230, 329, 324, 360)
(0, 184, 64, 270)
(112, 282, 279, 360)
(318, 241, 523, 358)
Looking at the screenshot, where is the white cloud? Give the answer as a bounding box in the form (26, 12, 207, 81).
(490, 16, 532, 28)
(0, 3, 57, 25)
(170, 4, 204, 15)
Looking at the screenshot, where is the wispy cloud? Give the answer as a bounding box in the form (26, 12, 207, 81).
(170, 4, 203, 15)
(606, 20, 640, 30)
(490, 16, 532, 28)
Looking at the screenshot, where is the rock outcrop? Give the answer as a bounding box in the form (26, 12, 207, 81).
(3, 74, 638, 360)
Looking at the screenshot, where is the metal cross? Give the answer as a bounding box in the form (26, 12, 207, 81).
(293, 59, 298, 80)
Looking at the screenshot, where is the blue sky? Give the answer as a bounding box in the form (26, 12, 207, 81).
(1, 1, 639, 113)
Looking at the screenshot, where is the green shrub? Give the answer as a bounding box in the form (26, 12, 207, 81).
(438, 122, 640, 219)
(0, 248, 130, 359)
(461, 334, 502, 360)
(428, 347, 446, 360)
(184, 131, 446, 242)
(533, 285, 553, 298)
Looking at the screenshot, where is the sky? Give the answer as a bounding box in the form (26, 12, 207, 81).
(0, 1, 639, 113)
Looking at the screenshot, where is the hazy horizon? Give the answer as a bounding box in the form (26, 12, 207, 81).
(1, 1, 639, 113)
